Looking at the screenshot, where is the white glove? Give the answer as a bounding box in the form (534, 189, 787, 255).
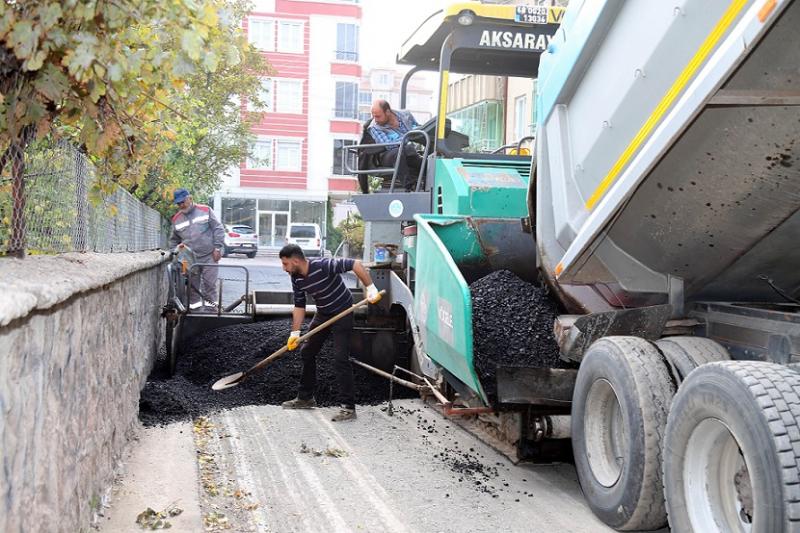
(287, 330, 301, 351)
(366, 284, 381, 304)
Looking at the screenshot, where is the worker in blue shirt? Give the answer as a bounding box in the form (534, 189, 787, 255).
(279, 244, 381, 422)
(368, 99, 423, 191)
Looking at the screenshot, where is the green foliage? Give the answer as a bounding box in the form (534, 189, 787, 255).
(325, 198, 343, 254)
(337, 213, 364, 258)
(0, 0, 270, 215)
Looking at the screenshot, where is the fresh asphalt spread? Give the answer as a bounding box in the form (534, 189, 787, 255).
(141, 270, 568, 424)
(139, 317, 415, 426)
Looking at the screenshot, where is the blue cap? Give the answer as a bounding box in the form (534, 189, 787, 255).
(173, 188, 190, 204)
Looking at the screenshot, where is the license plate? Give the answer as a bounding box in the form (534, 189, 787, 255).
(242, 244, 253, 247)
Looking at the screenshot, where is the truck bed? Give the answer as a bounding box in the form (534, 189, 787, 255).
(534, 0, 800, 313)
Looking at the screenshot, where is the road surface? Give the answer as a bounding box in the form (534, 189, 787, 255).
(103, 400, 616, 533)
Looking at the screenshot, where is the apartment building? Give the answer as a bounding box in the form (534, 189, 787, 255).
(213, 0, 363, 250)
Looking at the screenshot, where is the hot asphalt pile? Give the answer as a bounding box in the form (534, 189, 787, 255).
(139, 318, 416, 426)
(470, 270, 568, 402)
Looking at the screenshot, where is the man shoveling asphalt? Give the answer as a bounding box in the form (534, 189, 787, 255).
(279, 244, 382, 421)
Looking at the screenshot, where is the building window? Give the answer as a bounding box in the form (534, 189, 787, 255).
(248, 138, 273, 169)
(371, 71, 393, 89)
(277, 21, 303, 53)
(275, 79, 302, 114)
(248, 18, 274, 51)
(290, 200, 325, 228)
(221, 198, 257, 228)
(373, 91, 392, 104)
(335, 23, 359, 61)
(334, 82, 358, 119)
(250, 78, 273, 111)
(514, 95, 527, 140)
(276, 139, 302, 170)
(258, 199, 291, 211)
(359, 90, 372, 105)
(332, 139, 357, 175)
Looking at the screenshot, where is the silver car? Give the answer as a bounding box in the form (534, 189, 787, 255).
(223, 225, 258, 258)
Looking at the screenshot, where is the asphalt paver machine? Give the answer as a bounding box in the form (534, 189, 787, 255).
(350, 1, 800, 531)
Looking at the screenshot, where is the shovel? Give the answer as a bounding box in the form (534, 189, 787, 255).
(211, 290, 386, 391)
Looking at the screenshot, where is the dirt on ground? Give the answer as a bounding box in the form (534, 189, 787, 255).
(139, 318, 416, 426)
(470, 270, 570, 402)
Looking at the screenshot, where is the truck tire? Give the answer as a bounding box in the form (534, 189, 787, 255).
(571, 336, 675, 530)
(655, 336, 730, 384)
(663, 361, 800, 533)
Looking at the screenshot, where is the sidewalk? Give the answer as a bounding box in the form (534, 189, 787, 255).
(99, 422, 203, 532)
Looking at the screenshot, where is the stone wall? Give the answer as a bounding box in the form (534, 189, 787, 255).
(0, 252, 166, 533)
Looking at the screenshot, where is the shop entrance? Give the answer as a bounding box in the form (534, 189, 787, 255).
(258, 211, 289, 248)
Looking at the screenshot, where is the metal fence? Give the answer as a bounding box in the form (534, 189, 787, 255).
(0, 139, 168, 256)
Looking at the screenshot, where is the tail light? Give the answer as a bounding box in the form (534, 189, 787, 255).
(228, 232, 240, 237)
(253, 234, 257, 238)
(316, 238, 320, 247)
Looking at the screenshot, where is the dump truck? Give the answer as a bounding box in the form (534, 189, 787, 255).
(342, 1, 800, 531)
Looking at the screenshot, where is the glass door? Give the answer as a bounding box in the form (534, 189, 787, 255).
(258, 212, 273, 247)
(274, 213, 289, 247)
(258, 211, 291, 247)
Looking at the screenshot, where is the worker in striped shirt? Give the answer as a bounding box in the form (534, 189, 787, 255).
(279, 244, 382, 422)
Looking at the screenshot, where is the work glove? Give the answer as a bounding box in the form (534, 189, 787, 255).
(366, 284, 382, 304)
(287, 330, 301, 351)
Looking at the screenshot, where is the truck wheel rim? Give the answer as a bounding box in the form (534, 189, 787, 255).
(585, 378, 626, 487)
(685, 418, 753, 533)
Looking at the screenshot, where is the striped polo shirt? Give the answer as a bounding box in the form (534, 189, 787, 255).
(292, 258, 355, 314)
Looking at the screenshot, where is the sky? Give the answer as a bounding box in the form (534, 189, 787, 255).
(360, 0, 453, 69)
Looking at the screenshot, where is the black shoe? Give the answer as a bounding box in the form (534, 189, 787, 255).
(331, 406, 356, 422)
(282, 397, 317, 409)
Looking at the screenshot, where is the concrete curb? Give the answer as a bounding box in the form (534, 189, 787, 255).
(0, 250, 167, 327)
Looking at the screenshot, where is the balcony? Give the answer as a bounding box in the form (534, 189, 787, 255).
(332, 108, 360, 120)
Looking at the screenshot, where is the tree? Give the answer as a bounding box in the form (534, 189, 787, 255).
(128, 1, 271, 215)
(0, 0, 270, 254)
(325, 198, 343, 255)
(337, 213, 364, 258)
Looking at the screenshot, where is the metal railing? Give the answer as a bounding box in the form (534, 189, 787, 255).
(491, 136, 536, 155)
(1, 139, 167, 256)
(335, 50, 359, 61)
(344, 129, 431, 193)
(333, 108, 360, 120)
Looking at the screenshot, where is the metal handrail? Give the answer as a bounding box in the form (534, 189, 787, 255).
(490, 135, 536, 155)
(184, 264, 251, 315)
(343, 129, 431, 193)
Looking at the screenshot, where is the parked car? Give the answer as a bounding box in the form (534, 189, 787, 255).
(286, 223, 323, 257)
(223, 224, 258, 258)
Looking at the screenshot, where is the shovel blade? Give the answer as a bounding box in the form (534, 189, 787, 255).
(212, 372, 244, 391)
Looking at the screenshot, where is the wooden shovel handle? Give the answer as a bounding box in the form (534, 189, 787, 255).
(242, 290, 386, 378)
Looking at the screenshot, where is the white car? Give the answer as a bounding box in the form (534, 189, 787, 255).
(286, 223, 323, 257)
(223, 224, 258, 258)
